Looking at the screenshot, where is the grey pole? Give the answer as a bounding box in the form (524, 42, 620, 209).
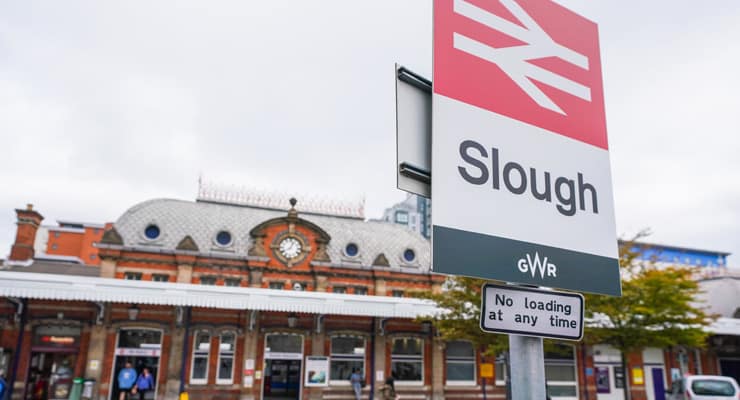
(508, 335, 547, 400)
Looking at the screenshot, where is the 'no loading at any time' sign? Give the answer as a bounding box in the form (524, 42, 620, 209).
(480, 283, 584, 340)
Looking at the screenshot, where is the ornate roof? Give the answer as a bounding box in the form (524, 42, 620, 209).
(113, 198, 430, 272)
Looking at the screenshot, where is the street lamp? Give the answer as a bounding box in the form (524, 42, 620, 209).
(128, 305, 140, 321)
(287, 313, 298, 328)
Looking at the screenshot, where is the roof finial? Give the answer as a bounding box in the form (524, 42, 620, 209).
(288, 197, 298, 218)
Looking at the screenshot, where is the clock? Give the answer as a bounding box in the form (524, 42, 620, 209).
(279, 237, 302, 259)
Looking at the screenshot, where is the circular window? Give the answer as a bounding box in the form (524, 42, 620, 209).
(216, 231, 232, 246)
(144, 224, 160, 240)
(345, 243, 359, 257)
(403, 249, 416, 263)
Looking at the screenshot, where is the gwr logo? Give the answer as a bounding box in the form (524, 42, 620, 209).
(434, 0, 608, 149)
(517, 252, 557, 278)
(452, 0, 590, 115)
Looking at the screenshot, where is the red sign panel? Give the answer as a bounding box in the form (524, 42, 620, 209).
(434, 0, 607, 149)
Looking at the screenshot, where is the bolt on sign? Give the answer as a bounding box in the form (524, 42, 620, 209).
(480, 283, 584, 340)
(432, 0, 621, 296)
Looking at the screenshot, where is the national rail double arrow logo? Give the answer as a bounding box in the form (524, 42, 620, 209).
(452, 0, 590, 115)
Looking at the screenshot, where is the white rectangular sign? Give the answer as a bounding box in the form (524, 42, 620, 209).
(432, 0, 621, 296)
(480, 283, 584, 341)
(396, 64, 432, 198)
(304, 356, 330, 387)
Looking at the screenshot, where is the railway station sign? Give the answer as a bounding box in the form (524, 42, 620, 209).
(431, 0, 621, 296)
(480, 283, 584, 340)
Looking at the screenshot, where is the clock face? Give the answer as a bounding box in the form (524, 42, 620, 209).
(279, 237, 302, 259)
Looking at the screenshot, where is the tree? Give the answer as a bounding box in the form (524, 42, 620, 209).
(584, 237, 715, 400)
(415, 276, 507, 355)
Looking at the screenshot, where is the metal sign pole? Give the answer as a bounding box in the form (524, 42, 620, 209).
(509, 335, 546, 400)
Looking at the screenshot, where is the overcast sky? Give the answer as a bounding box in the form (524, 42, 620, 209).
(1, 1, 738, 266)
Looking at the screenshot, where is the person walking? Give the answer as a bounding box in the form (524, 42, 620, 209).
(379, 376, 398, 400)
(0, 369, 8, 400)
(134, 368, 154, 400)
(117, 362, 137, 400)
(349, 368, 363, 400)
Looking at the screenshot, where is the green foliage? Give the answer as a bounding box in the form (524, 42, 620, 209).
(584, 238, 715, 353)
(414, 276, 507, 355)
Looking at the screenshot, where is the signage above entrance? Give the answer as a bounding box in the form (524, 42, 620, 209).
(431, 0, 621, 296)
(480, 283, 584, 340)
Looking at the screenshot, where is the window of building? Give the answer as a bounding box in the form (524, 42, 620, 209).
(403, 249, 416, 263)
(395, 211, 409, 224)
(217, 332, 236, 384)
(124, 272, 142, 281)
(391, 290, 404, 298)
(215, 231, 232, 247)
(391, 337, 423, 383)
(446, 341, 476, 384)
(190, 331, 211, 384)
(224, 278, 241, 287)
(200, 277, 217, 285)
(332, 286, 347, 294)
(330, 336, 365, 384)
(545, 344, 577, 398)
(354, 287, 368, 295)
(495, 355, 507, 386)
(144, 224, 160, 240)
(94, 228, 100, 235)
(152, 274, 169, 282)
(51, 244, 58, 250)
(89, 254, 97, 260)
(344, 243, 359, 257)
(269, 282, 284, 290)
(54, 231, 60, 238)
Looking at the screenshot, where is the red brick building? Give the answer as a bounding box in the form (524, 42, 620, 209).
(1, 197, 737, 400)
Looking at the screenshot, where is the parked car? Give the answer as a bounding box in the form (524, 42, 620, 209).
(668, 375, 739, 399)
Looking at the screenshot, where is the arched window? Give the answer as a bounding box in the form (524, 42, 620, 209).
(545, 344, 577, 398)
(190, 331, 211, 384)
(217, 332, 236, 384)
(391, 337, 423, 383)
(446, 341, 476, 384)
(329, 336, 365, 384)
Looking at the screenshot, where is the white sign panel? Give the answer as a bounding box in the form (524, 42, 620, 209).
(480, 283, 584, 340)
(115, 348, 161, 357)
(432, 0, 621, 296)
(304, 356, 330, 387)
(396, 64, 432, 198)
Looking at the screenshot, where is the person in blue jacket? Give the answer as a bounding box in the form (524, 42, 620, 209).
(117, 362, 137, 400)
(134, 368, 155, 400)
(0, 369, 8, 400)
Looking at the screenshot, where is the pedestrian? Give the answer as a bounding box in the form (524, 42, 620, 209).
(117, 362, 137, 400)
(134, 368, 155, 400)
(0, 369, 7, 400)
(379, 376, 398, 400)
(350, 368, 363, 400)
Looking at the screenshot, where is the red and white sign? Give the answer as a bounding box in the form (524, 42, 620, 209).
(432, 0, 620, 296)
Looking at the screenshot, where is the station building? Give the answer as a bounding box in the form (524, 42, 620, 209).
(0, 193, 738, 400)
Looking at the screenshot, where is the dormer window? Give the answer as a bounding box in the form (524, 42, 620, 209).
(215, 231, 233, 247)
(144, 224, 160, 240)
(344, 243, 359, 257)
(403, 249, 416, 263)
